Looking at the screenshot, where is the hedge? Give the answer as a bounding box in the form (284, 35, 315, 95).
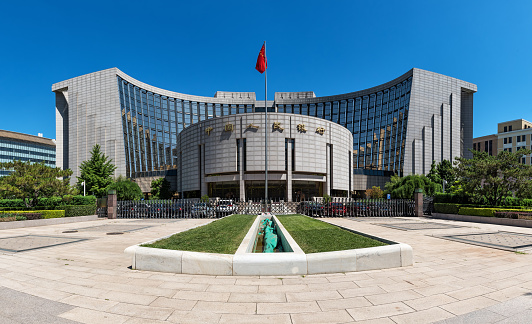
(434, 203, 462, 214)
(494, 211, 532, 219)
(457, 207, 527, 217)
(0, 205, 95, 218)
(433, 193, 469, 204)
(0, 195, 97, 208)
(62, 205, 97, 217)
(0, 199, 25, 208)
(0, 214, 27, 222)
(0, 210, 65, 219)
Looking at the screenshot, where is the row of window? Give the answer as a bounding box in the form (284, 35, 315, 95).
(473, 140, 494, 156)
(503, 145, 532, 153)
(503, 125, 532, 133)
(0, 145, 56, 159)
(0, 140, 55, 154)
(503, 134, 532, 144)
(0, 155, 55, 166)
(119, 76, 411, 178)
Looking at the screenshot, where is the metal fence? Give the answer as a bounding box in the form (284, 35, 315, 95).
(423, 196, 434, 215)
(116, 198, 415, 219)
(96, 197, 108, 218)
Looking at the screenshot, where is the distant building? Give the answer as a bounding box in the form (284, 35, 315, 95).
(473, 119, 532, 164)
(0, 130, 56, 177)
(472, 134, 497, 156)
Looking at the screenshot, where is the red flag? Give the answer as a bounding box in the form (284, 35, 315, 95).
(255, 44, 267, 73)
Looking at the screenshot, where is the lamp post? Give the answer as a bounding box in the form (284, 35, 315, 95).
(443, 180, 447, 193)
(82, 181, 86, 196)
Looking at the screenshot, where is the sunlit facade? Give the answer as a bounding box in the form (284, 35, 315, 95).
(53, 68, 476, 195)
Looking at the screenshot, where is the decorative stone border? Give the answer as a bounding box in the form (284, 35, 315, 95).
(0, 215, 99, 230)
(124, 215, 413, 275)
(432, 213, 532, 229)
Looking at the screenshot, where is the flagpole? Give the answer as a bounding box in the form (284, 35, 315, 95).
(264, 41, 268, 212)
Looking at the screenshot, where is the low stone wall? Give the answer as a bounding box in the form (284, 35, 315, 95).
(0, 215, 99, 230)
(432, 213, 532, 228)
(124, 215, 413, 276)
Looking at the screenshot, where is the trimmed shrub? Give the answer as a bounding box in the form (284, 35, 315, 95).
(434, 203, 462, 214)
(62, 205, 97, 217)
(0, 210, 64, 219)
(0, 214, 16, 222)
(0, 199, 25, 208)
(37, 196, 63, 207)
(457, 207, 527, 217)
(501, 197, 532, 207)
(0, 214, 27, 222)
(19, 213, 42, 220)
(433, 193, 469, 204)
(458, 207, 499, 217)
(71, 195, 97, 206)
(0, 207, 30, 211)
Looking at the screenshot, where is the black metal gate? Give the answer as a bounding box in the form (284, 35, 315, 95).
(115, 198, 415, 219)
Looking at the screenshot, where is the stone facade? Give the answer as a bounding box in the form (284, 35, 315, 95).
(176, 113, 353, 201)
(52, 67, 476, 195)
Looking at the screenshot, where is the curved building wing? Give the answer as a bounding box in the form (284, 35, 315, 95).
(53, 68, 476, 195)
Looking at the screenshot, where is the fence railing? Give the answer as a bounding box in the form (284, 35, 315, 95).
(116, 198, 415, 219)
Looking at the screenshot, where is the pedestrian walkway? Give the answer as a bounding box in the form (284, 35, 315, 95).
(0, 216, 530, 323)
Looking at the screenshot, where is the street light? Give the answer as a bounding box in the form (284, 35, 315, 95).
(82, 181, 86, 196)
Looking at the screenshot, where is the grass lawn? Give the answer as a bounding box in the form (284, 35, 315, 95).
(276, 214, 387, 253)
(142, 214, 255, 254)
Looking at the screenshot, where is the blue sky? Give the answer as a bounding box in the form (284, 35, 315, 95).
(0, 0, 530, 139)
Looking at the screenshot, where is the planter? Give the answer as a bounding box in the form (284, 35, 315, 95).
(432, 213, 532, 229)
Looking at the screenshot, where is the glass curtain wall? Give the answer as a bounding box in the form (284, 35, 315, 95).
(118, 76, 255, 178)
(274, 77, 412, 176)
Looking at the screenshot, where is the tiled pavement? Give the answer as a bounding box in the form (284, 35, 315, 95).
(0, 217, 531, 323)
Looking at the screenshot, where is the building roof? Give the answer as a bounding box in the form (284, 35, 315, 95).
(0, 130, 55, 147)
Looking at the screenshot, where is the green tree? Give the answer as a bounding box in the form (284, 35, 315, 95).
(200, 195, 209, 203)
(427, 161, 442, 184)
(365, 186, 384, 199)
(150, 178, 173, 199)
(107, 176, 143, 201)
(77, 144, 117, 197)
(384, 174, 442, 199)
(454, 149, 532, 205)
(437, 159, 455, 184)
(0, 161, 74, 207)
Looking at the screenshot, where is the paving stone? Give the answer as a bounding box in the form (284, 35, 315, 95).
(219, 313, 292, 324)
(440, 296, 499, 316)
(317, 296, 372, 310)
(346, 302, 414, 321)
(59, 307, 130, 324)
(437, 231, 532, 252)
(0, 235, 88, 252)
(484, 294, 532, 316)
(1, 217, 532, 324)
(377, 222, 466, 231)
(285, 290, 342, 302)
(290, 309, 354, 323)
(432, 309, 506, 324)
(192, 301, 256, 314)
(390, 307, 454, 324)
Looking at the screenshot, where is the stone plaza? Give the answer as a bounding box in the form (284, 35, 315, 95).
(0, 216, 531, 323)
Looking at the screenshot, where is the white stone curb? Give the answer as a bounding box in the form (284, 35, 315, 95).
(125, 215, 413, 275)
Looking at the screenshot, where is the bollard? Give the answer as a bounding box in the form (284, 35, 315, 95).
(414, 188, 423, 217)
(107, 189, 117, 219)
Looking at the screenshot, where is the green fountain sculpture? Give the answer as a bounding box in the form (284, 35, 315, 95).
(260, 218, 278, 253)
